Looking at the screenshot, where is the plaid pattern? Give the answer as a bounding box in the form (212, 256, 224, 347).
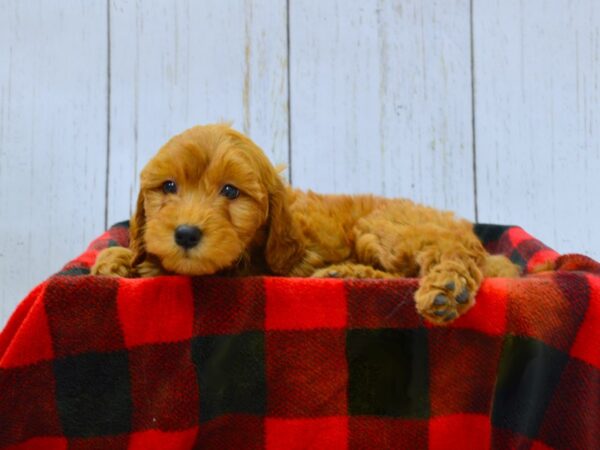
(1, 222, 599, 450)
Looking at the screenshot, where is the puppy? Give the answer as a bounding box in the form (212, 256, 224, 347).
(92, 124, 519, 324)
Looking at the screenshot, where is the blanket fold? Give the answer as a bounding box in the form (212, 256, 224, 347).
(0, 223, 599, 450)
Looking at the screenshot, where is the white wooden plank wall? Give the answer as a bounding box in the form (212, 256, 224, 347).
(0, 0, 108, 324)
(108, 0, 288, 225)
(1, 0, 599, 327)
(290, 0, 475, 219)
(473, 0, 600, 260)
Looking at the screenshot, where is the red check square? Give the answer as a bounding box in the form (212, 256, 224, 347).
(432, 278, 508, 336)
(266, 417, 348, 450)
(570, 274, 600, 369)
(429, 414, 491, 450)
(0, 287, 54, 367)
(117, 276, 194, 347)
(265, 278, 346, 330)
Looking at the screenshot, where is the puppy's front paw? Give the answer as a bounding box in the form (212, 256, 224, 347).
(415, 262, 480, 325)
(91, 247, 134, 277)
(135, 260, 165, 277)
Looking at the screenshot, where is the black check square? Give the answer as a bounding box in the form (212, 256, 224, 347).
(192, 331, 265, 422)
(509, 249, 527, 271)
(53, 351, 132, 437)
(347, 328, 429, 418)
(492, 335, 568, 438)
(473, 223, 510, 246)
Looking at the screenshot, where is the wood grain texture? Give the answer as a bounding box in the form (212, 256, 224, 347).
(473, 0, 600, 258)
(107, 0, 289, 225)
(0, 0, 107, 325)
(2, 1, 600, 330)
(289, 0, 475, 219)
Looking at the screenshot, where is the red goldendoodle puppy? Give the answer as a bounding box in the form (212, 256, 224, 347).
(92, 124, 519, 324)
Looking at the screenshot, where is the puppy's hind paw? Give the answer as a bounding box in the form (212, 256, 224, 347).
(415, 264, 479, 325)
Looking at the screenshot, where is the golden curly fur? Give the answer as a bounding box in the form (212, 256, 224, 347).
(92, 124, 519, 324)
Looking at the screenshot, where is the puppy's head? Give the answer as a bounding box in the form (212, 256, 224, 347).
(130, 124, 303, 275)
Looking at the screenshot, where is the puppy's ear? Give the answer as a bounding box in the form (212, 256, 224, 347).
(264, 175, 305, 275)
(129, 190, 147, 267)
(225, 127, 305, 274)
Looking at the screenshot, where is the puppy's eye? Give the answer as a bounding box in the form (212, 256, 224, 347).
(220, 184, 240, 199)
(162, 180, 177, 194)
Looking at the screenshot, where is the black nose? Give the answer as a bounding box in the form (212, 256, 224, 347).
(174, 225, 202, 249)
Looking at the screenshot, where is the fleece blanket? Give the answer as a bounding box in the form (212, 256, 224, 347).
(0, 222, 599, 450)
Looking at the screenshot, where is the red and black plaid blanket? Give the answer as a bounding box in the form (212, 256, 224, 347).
(1, 223, 599, 449)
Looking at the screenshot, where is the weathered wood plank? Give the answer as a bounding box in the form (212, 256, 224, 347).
(0, 0, 108, 326)
(473, 0, 600, 258)
(289, 0, 475, 219)
(107, 0, 289, 225)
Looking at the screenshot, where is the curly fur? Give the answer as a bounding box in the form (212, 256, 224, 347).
(92, 124, 519, 324)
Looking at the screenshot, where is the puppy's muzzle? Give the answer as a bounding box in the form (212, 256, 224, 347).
(174, 225, 202, 249)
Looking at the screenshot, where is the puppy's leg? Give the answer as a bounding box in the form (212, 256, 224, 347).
(354, 211, 515, 324)
(92, 247, 165, 277)
(91, 247, 135, 277)
(311, 262, 397, 279)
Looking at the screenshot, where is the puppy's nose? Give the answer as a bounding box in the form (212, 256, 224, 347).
(174, 225, 202, 249)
